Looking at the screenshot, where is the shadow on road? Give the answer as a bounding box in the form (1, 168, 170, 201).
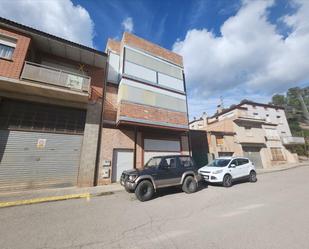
(153, 181, 208, 199)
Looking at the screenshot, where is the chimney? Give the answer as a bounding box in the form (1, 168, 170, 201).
(217, 104, 223, 114)
(202, 112, 208, 127)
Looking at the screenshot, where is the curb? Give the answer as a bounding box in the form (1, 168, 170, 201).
(257, 163, 308, 175)
(0, 191, 119, 208)
(0, 193, 91, 208)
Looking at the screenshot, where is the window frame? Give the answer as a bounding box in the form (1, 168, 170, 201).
(0, 34, 17, 60)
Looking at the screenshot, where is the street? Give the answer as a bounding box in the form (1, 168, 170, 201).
(1, 165, 309, 249)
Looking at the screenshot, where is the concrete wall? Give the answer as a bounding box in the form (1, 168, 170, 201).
(77, 101, 102, 187)
(244, 104, 292, 137)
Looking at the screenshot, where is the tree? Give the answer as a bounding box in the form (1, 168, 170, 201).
(271, 94, 286, 107)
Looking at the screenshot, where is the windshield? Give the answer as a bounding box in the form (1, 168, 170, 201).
(144, 157, 161, 168)
(207, 159, 231, 167)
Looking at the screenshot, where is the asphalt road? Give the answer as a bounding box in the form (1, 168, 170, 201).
(1, 165, 309, 249)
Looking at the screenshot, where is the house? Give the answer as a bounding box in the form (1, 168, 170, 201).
(0, 17, 190, 191)
(0, 17, 107, 191)
(190, 100, 305, 168)
(99, 33, 190, 184)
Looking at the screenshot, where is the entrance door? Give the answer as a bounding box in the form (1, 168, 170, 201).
(243, 146, 263, 168)
(112, 149, 134, 182)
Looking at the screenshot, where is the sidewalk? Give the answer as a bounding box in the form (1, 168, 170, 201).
(0, 183, 123, 208)
(256, 161, 309, 174)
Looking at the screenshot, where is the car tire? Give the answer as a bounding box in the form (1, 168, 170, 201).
(135, 180, 154, 202)
(222, 174, 232, 187)
(182, 176, 198, 194)
(249, 170, 257, 183)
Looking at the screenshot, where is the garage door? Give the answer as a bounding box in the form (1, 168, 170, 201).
(243, 146, 263, 169)
(112, 149, 134, 182)
(0, 130, 83, 191)
(144, 139, 181, 164)
(0, 99, 86, 191)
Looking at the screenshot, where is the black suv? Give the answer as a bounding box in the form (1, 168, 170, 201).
(120, 155, 200, 201)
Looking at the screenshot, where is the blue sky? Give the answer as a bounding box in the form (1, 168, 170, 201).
(1, 0, 308, 120)
(72, 0, 241, 51)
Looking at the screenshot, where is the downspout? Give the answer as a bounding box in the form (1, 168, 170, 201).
(183, 72, 192, 156)
(94, 53, 109, 186)
(133, 126, 137, 168)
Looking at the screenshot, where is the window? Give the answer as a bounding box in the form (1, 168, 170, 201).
(230, 159, 238, 166)
(216, 135, 224, 145)
(160, 157, 177, 168)
(179, 156, 194, 168)
(271, 148, 285, 161)
(208, 159, 231, 167)
(0, 35, 16, 60)
(0, 99, 86, 134)
(236, 158, 249, 165)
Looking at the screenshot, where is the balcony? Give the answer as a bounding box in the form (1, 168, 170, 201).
(282, 136, 305, 145)
(265, 135, 281, 141)
(21, 61, 90, 93)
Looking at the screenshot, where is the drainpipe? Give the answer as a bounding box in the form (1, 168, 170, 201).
(133, 126, 137, 168)
(183, 72, 192, 157)
(94, 53, 109, 186)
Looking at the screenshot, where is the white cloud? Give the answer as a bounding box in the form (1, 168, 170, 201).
(122, 17, 134, 33)
(0, 0, 95, 47)
(173, 0, 309, 117)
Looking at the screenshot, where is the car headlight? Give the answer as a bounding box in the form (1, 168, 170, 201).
(213, 169, 223, 174)
(128, 175, 137, 182)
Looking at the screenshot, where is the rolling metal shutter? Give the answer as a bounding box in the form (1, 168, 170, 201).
(0, 99, 86, 191)
(0, 130, 83, 191)
(243, 146, 263, 169)
(144, 139, 181, 164)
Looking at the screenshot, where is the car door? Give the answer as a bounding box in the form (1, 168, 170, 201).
(239, 158, 251, 177)
(155, 157, 178, 187)
(229, 159, 242, 178)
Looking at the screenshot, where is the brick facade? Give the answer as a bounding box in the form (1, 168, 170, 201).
(103, 84, 118, 122)
(118, 101, 188, 127)
(122, 32, 183, 67)
(0, 27, 31, 79)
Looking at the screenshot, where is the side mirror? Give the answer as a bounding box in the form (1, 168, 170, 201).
(229, 163, 236, 168)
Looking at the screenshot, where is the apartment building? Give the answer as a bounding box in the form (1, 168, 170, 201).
(190, 100, 305, 168)
(99, 33, 190, 184)
(0, 18, 107, 191)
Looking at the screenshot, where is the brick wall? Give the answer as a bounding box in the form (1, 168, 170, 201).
(98, 127, 136, 185)
(0, 27, 31, 79)
(103, 84, 118, 122)
(106, 39, 121, 54)
(118, 101, 188, 127)
(122, 32, 183, 67)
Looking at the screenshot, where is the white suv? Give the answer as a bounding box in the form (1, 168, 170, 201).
(198, 157, 257, 187)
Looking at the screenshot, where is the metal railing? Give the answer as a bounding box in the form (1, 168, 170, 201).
(281, 136, 305, 145)
(21, 61, 91, 93)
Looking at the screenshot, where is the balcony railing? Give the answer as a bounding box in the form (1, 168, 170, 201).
(21, 61, 90, 93)
(281, 136, 305, 145)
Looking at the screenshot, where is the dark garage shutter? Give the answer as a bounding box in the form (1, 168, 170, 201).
(0, 99, 86, 191)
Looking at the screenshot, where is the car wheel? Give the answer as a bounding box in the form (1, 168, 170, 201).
(182, 176, 198, 194)
(249, 170, 257, 183)
(135, 180, 154, 202)
(222, 174, 232, 187)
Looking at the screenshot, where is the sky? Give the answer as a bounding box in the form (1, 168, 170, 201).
(0, 0, 308, 120)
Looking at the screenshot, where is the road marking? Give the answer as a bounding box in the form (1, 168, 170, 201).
(0, 193, 91, 208)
